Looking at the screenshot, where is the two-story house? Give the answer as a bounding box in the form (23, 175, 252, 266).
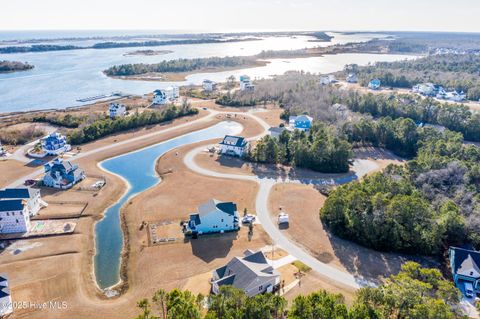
(219, 135, 248, 157)
(187, 199, 239, 235)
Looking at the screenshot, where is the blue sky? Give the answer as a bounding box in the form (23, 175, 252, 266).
(1, 0, 479, 32)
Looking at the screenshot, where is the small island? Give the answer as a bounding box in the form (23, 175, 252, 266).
(123, 49, 173, 57)
(0, 60, 34, 73)
(104, 56, 268, 81)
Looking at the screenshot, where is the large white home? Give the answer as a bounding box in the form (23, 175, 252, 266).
(289, 115, 313, 131)
(202, 79, 217, 92)
(212, 250, 280, 296)
(41, 132, 71, 156)
(219, 135, 248, 157)
(109, 103, 127, 118)
(240, 75, 255, 92)
(187, 199, 240, 235)
(152, 86, 179, 105)
(0, 188, 45, 234)
(0, 274, 12, 317)
(43, 158, 85, 189)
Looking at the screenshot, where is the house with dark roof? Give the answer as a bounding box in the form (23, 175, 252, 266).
(109, 103, 127, 118)
(0, 187, 46, 234)
(0, 274, 13, 317)
(449, 247, 480, 296)
(187, 199, 239, 235)
(43, 158, 85, 189)
(219, 135, 248, 157)
(212, 250, 280, 297)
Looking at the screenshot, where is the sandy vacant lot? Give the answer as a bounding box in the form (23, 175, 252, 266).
(0, 105, 280, 318)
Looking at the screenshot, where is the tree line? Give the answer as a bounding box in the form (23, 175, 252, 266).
(321, 127, 480, 255)
(104, 56, 260, 77)
(67, 105, 198, 145)
(352, 54, 480, 100)
(248, 123, 352, 173)
(133, 262, 463, 319)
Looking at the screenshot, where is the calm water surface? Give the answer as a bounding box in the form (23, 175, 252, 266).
(95, 121, 242, 289)
(0, 32, 408, 112)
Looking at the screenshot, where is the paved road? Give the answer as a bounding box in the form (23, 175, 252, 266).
(184, 143, 380, 289)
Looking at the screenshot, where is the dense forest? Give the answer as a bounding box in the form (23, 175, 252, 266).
(104, 56, 261, 76)
(33, 113, 85, 128)
(0, 44, 80, 54)
(321, 128, 480, 255)
(248, 123, 352, 173)
(0, 60, 34, 73)
(133, 262, 463, 319)
(67, 104, 197, 145)
(353, 54, 480, 100)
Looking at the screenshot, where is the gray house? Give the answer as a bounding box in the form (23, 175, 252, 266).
(449, 247, 480, 297)
(211, 250, 280, 297)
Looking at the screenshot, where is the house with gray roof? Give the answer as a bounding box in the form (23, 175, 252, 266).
(187, 199, 239, 235)
(212, 250, 280, 297)
(0, 274, 13, 317)
(43, 158, 85, 189)
(449, 247, 480, 297)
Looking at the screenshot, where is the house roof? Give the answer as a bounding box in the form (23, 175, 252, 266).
(0, 188, 38, 200)
(450, 247, 480, 279)
(197, 199, 237, 218)
(0, 274, 10, 300)
(0, 199, 25, 212)
(219, 135, 247, 148)
(289, 115, 313, 123)
(213, 250, 279, 293)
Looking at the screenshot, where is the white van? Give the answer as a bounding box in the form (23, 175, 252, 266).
(465, 282, 474, 298)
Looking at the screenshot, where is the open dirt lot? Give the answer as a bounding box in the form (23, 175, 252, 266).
(0, 105, 281, 318)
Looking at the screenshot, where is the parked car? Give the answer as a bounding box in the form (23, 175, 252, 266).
(242, 214, 256, 224)
(465, 282, 474, 298)
(278, 212, 289, 224)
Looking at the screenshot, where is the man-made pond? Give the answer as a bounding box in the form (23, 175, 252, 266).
(94, 121, 242, 289)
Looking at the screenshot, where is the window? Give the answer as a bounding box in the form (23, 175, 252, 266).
(259, 285, 263, 291)
(221, 219, 224, 222)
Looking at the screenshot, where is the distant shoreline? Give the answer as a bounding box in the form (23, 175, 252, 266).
(123, 49, 173, 57)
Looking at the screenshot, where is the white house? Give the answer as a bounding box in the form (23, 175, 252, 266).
(0, 275, 13, 317)
(320, 75, 336, 85)
(187, 199, 240, 235)
(450, 247, 480, 297)
(0, 187, 43, 217)
(219, 135, 248, 157)
(212, 250, 280, 297)
(240, 75, 255, 92)
(41, 133, 71, 156)
(109, 103, 127, 118)
(202, 79, 217, 92)
(412, 83, 438, 96)
(43, 158, 85, 189)
(152, 86, 179, 106)
(346, 73, 358, 83)
(289, 115, 313, 131)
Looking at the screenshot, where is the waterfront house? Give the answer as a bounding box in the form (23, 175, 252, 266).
(187, 199, 239, 235)
(43, 158, 85, 189)
(0, 275, 13, 317)
(449, 247, 480, 297)
(346, 73, 358, 83)
(152, 89, 168, 105)
(212, 250, 280, 297)
(289, 115, 313, 131)
(109, 103, 127, 118)
(219, 135, 248, 157)
(203, 79, 217, 92)
(152, 86, 179, 105)
(368, 78, 381, 90)
(41, 132, 71, 156)
(240, 75, 255, 92)
(0, 187, 44, 217)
